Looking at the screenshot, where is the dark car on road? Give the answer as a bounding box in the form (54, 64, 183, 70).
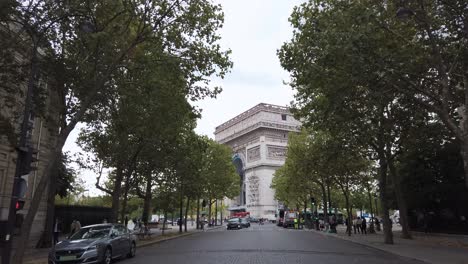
(227, 218, 242, 230)
(240, 218, 250, 228)
(249, 217, 259, 223)
(48, 223, 136, 264)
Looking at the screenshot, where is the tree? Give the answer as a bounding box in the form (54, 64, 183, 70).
(202, 140, 240, 221)
(278, 0, 429, 243)
(36, 152, 77, 248)
(3, 1, 232, 262)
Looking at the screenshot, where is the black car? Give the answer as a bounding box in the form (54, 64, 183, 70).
(249, 217, 259, 223)
(240, 218, 250, 228)
(227, 218, 242, 230)
(48, 223, 136, 264)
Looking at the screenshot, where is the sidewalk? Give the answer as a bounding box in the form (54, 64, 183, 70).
(23, 224, 223, 264)
(309, 225, 468, 264)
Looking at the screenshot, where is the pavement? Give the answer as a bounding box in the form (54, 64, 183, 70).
(307, 224, 468, 264)
(22, 223, 468, 264)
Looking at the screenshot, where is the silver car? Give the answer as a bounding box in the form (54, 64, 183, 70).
(48, 223, 136, 264)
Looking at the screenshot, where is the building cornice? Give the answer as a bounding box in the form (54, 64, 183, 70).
(218, 121, 300, 144)
(215, 103, 291, 134)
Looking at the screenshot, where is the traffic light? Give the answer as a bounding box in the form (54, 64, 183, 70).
(14, 174, 29, 228)
(20, 147, 38, 175)
(15, 200, 25, 210)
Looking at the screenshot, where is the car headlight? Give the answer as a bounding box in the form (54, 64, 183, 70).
(86, 245, 98, 251)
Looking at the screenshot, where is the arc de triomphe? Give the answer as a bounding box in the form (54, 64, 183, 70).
(214, 103, 301, 220)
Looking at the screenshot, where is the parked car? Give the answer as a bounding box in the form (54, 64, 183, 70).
(159, 219, 173, 225)
(240, 218, 251, 228)
(227, 218, 242, 230)
(48, 223, 136, 264)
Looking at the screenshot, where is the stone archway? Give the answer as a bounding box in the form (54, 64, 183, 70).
(232, 153, 246, 206)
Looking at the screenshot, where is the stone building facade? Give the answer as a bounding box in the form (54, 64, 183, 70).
(215, 103, 301, 220)
(0, 24, 62, 248)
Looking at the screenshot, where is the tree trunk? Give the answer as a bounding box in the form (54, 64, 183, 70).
(327, 183, 332, 215)
(367, 186, 375, 234)
(179, 194, 184, 233)
(141, 176, 152, 224)
(120, 186, 129, 224)
(196, 197, 200, 230)
(111, 164, 124, 223)
(220, 200, 223, 226)
(36, 163, 58, 248)
(184, 198, 190, 232)
(320, 182, 328, 224)
(162, 211, 167, 235)
(462, 146, 468, 189)
(208, 199, 212, 226)
(120, 175, 131, 223)
(388, 158, 412, 239)
(344, 193, 352, 236)
(215, 200, 218, 226)
(13, 144, 61, 264)
(378, 155, 393, 244)
(171, 210, 175, 226)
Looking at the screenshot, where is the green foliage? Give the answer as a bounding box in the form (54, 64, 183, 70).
(202, 139, 240, 200)
(55, 152, 78, 198)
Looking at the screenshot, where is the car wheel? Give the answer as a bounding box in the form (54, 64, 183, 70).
(127, 242, 136, 258)
(102, 247, 112, 264)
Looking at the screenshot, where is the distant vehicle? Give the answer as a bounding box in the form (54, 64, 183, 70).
(240, 218, 250, 228)
(283, 211, 299, 228)
(159, 219, 173, 225)
(49, 223, 136, 264)
(249, 217, 259, 223)
(276, 209, 285, 226)
(227, 218, 242, 230)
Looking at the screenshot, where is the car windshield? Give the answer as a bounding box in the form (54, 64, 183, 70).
(69, 226, 111, 240)
(241, 218, 248, 223)
(228, 218, 239, 223)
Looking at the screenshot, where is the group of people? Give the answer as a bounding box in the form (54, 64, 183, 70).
(53, 218, 81, 245)
(352, 217, 367, 234)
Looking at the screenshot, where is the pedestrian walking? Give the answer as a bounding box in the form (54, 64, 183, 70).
(356, 217, 362, 234)
(201, 216, 206, 231)
(76, 220, 81, 231)
(375, 217, 381, 231)
(352, 217, 358, 234)
(361, 217, 367, 235)
(294, 218, 299, 229)
(70, 220, 77, 237)
(53, 218, 62, 245)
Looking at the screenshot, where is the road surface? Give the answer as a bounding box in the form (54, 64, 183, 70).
(121, 223, 423, 264)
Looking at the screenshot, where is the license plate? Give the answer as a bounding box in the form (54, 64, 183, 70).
(59, 255, 77, 261)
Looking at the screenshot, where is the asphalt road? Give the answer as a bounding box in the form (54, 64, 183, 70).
(117, 223, 424, 264)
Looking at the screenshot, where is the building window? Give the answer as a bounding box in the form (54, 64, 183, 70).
(281, 114, 287, 121)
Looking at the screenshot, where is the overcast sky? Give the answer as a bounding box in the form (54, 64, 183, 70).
(64, 0, 303, 195)
(194, 0, 302, 137)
